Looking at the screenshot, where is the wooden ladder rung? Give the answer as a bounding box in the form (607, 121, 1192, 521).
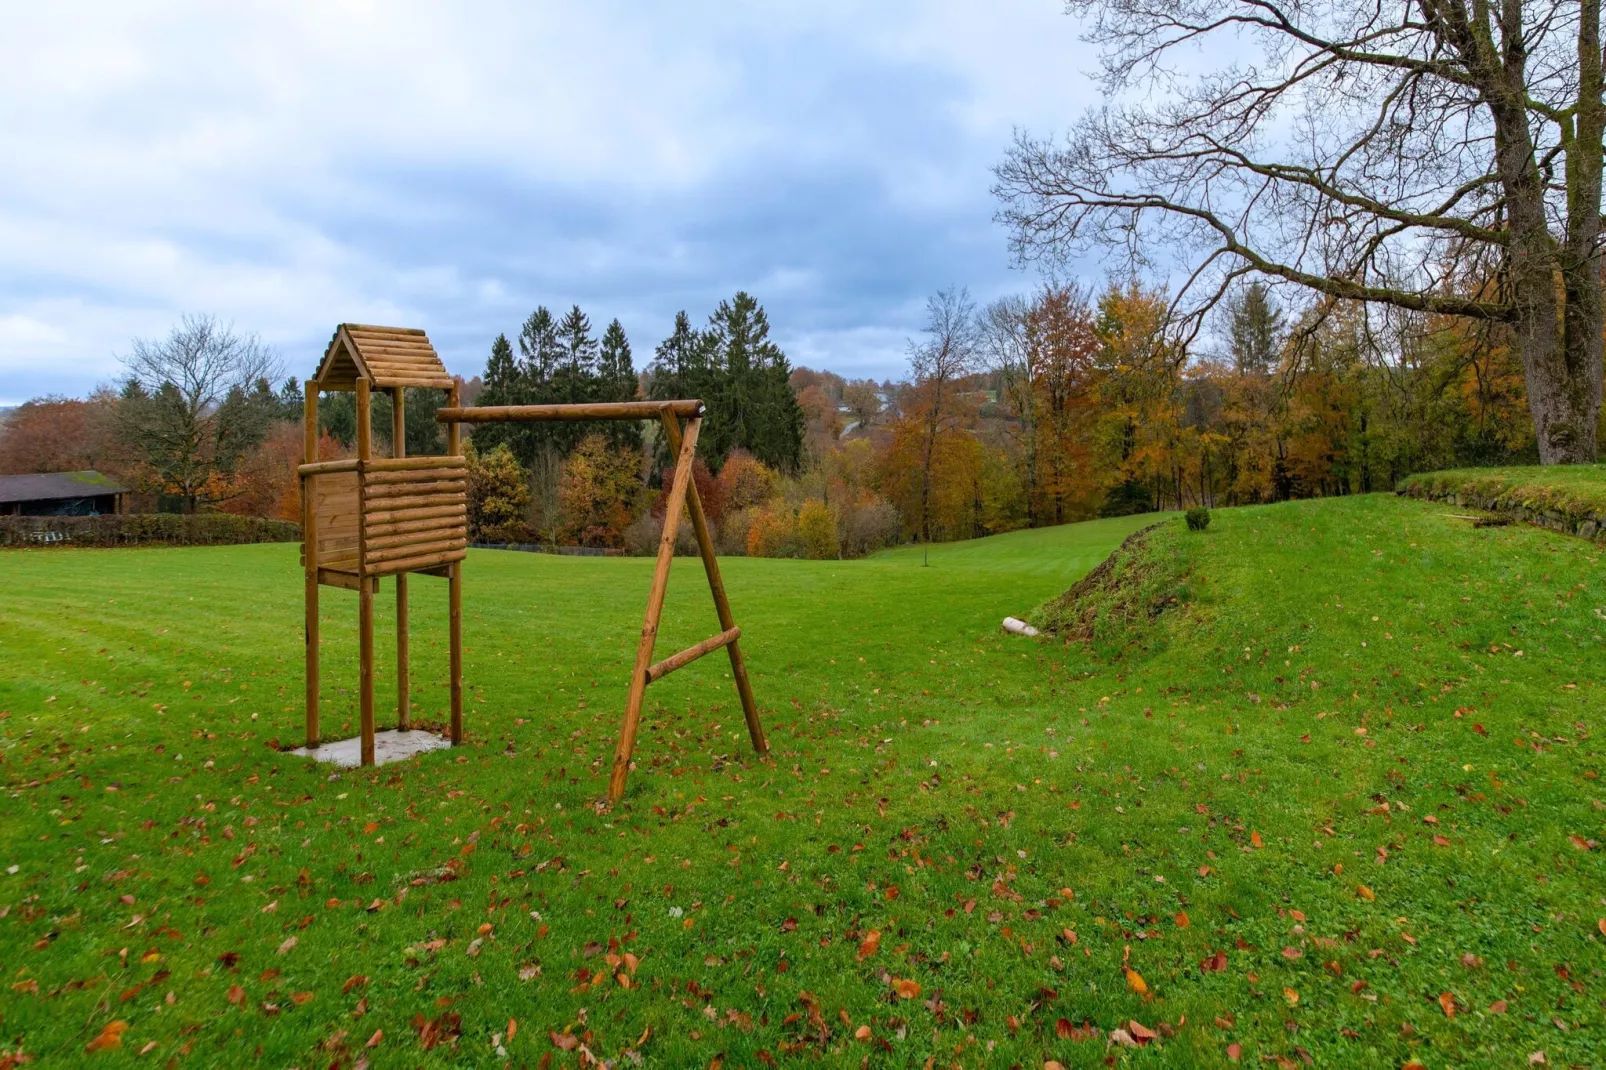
(645, 627, 741, 684)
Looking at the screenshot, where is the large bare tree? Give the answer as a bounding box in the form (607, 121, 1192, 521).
(118, 314, 283, 512)
(995, 0, 1604, 463)
(907, 287, 980, 542)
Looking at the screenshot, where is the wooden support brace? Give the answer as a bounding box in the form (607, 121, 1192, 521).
(659, 412, 768, 757)
(609, 415, 702, 802)
(646, 627, 740, 684)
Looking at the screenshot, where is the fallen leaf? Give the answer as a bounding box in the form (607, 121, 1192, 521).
(550, 1032, 579, 1051)
(365, 1029, 383, 1049)
(892, 978, 921, 999)
(1356, 884, 1375, 901)
(858, 929, 881, 960)
(1226, 1042, 1242, 1062)
(1283, 987, 1299, 1007)
(277, 936, 297, 955)
(1490, 1000, 1508, 1014)
(1250, 831, 1264, 848)
(1125, 969, 1148, 996)
(85, 1021, 127, 1053)
(1200, 950, 1227, 972)
(854, 1025, 871, 1041)
(1438, 992, 1456, 1018)
(1173, 911, 1190, 928)
(226, 984, 246, 1007)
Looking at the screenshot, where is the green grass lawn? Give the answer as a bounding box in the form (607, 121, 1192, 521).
(1401, 463, 1606, 516)
(2, 500, 1602, 1067)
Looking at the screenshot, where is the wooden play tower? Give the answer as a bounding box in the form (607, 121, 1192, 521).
(299, 325, 766, 800)
(300, 325, 465, 765)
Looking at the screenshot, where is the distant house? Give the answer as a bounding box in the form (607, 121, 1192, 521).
(0, 471, 126, 516)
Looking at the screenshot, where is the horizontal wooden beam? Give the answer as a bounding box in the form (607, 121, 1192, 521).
(645, 626, 741, 685)
(299, 458, 361, 476)
(367, 455, 466, 472)
(317, 568, 376, 592)
(436, 400, 704, 424)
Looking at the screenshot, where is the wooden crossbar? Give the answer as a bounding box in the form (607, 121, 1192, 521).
(646, 627, 741, 684)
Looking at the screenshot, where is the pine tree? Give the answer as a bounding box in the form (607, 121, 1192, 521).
(598, 318, 642, 450)
(1227, 282, 1283, 376)
(518, 308, 560, 386)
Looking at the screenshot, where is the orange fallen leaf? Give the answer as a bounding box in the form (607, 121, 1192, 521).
(507, 1018, 517, 1042)
(1438, 991, 1456, 1018)
(1226, 1041, 1241, 1062)
(892, 978, 922, 999)
(226, 984, 246, 1007)
(1125, 969, 1148, 996)
(1283, 987, 1299, 1007)
(365, 1029, 383, 1049)
(1356, 884, 1375, 901)
(1250, 831, 1263, 848)
(858, 929, 881, 960)
(1173, 911, 1190, 928)
(85, 1021, 127, 1053)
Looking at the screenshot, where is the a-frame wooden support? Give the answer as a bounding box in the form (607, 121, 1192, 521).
(610, 411, 767, 800)
(433, 399, 767, 801)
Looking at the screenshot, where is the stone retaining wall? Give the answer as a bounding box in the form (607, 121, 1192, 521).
(1397, 483, 1606, 542)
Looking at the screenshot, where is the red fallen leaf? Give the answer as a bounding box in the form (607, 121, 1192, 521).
(1198, 865, 1213, 877)
(1226, 1041, 1242, 1061)
(857, 930, 881, 961)
(1473, 723, 1487, 735)
(779, 918, 797, 933)
(226, 985, 246, 1007)
(1598, 919, 1606, 937)
(342, 975, 368, 995)
(1200, 951, 1228, 972)
(892, 978, 922, 999)
(1173, 911, 1190, 928)
(1350, 980, 1368, 994)
(1433, 835, 1451, 846)
(1404, 1063, 1427, 1070)
(85, 1021, 127, 1053)
(1055, 1018, 1075, 1039)
(291, 992, 314, 1006)
(1438, 992, 1456, 1018)
(884, 885, 900, 901)
(1250, 831, 1264, 848)
(365, 1029, 383, 1049)
(1568, 835, 1594, 851)
(1281, 947, 1303, 960)
(550, 1031, 579, 1051)
(1128, 1020, 1156, 1043)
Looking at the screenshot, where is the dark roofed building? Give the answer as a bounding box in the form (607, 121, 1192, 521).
(0, 471, 126, 516)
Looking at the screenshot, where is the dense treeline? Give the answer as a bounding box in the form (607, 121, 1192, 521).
(0, 275, 1558, 558)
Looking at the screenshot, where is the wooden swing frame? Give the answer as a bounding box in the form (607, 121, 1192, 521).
(435, 399, 768, 801)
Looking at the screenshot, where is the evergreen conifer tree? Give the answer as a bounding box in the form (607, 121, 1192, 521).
(1227, 282, 1283, 376)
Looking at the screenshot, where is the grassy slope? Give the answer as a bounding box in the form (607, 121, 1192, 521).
(1401, 463, 1606, 515)
(2, 502, 1603, 1067)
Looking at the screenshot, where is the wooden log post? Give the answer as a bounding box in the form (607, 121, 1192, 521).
(446, 383, 463, 746)
(392, 387, 410, 731)
(356, 380, 376, 766)
(303, 381, 320, 748)
(659, 413, 767, 755)
(609, 416, 702, 801)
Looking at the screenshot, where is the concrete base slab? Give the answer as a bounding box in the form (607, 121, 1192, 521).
(289, 730, 452, 768)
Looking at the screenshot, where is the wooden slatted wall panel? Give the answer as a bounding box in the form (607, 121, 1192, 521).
(360, 464, 467, 575)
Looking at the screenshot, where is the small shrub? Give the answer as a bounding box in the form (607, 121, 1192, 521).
(1185, 507, 1211, 532)
(797, 499, 839, 560)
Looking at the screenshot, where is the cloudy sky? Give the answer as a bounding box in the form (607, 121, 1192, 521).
(0, 1, 1100, 404)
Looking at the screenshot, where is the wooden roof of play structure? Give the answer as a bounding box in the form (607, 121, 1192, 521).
(313, 324, 455, 391)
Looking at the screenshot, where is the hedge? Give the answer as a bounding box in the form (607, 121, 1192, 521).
(0, 513, 300, 548)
